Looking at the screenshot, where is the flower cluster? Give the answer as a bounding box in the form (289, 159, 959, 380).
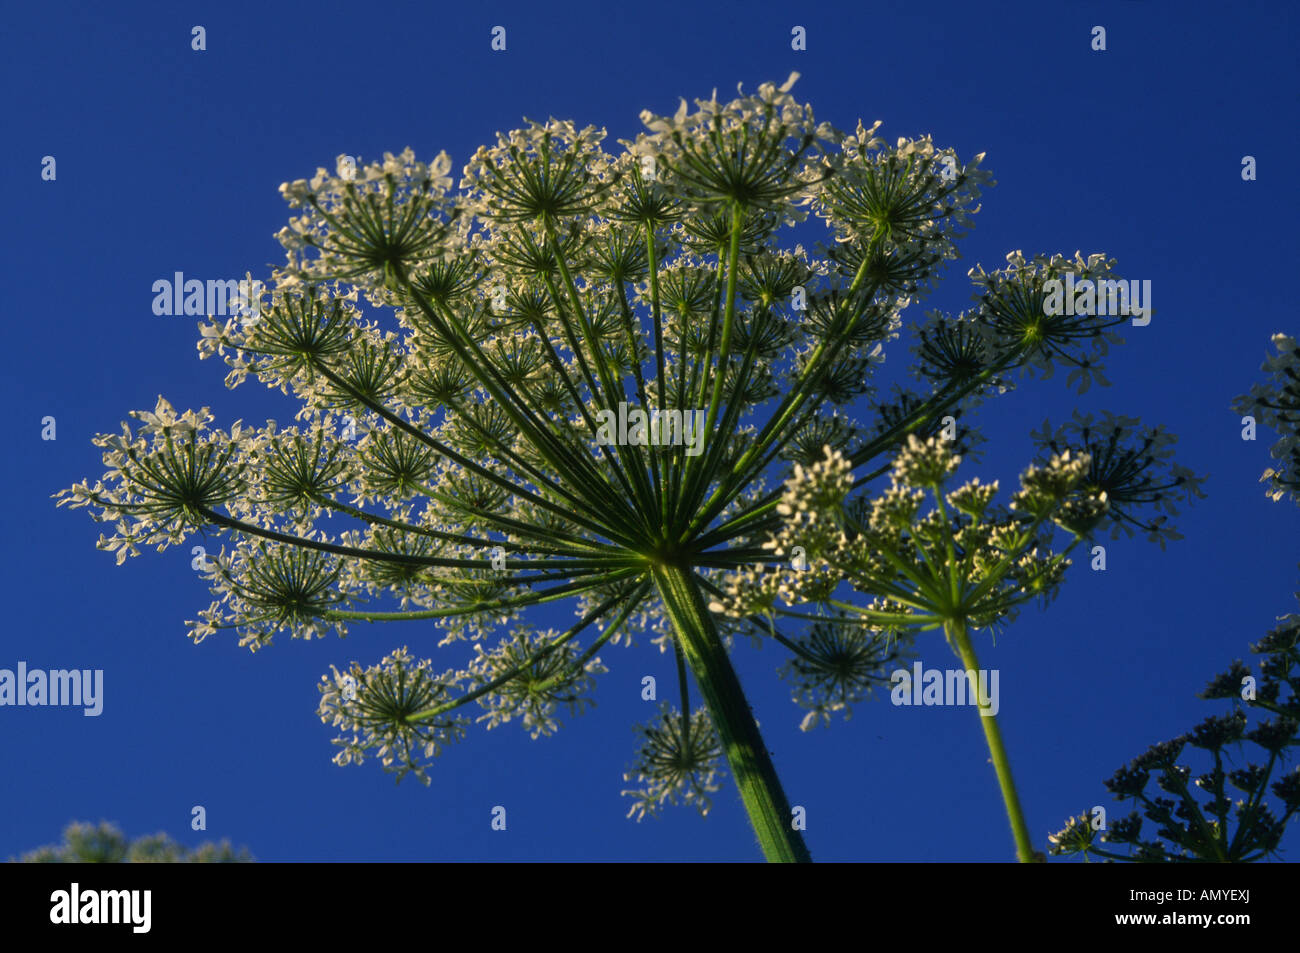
(187, 539, 352, 650)
(967, 251, 1129, 393)
(814, 121, 991, 302)
(460, 119, 617, 227)
(891, 432, 962, 487)
(767, 445, 854, 604)
(1031, 410, 1207, 548)
(760, 437, 1109, 638)
(779, 616, 914, 731)
(1050, 605, 1300, 862)
(909, 310, 1007, 405)
(317, 648, 469, 787)
(276, 148, 457, 299)
(54, 397, 254, 563)
(630, 72, 832, 222)
(1233, 333, 1300, 506)
(468, 627, 606, 738)
(621, 704, 724, 820)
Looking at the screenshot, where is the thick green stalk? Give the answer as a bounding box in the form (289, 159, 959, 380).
(651, 562, 812, 863)
(946, 619, 1042, 863)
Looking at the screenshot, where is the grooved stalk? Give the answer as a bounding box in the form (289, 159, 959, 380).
(652, 563, 812, 863)
(947, 619, 1041, 863)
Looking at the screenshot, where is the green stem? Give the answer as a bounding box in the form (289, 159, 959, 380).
(678, 203, 743, 521)
(945, 619, 1042, 863)
(651, 562, 811, 863)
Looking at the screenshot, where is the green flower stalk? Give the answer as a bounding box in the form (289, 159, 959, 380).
(724, 430, 1201, 862)
(56, 74, 1190, 861)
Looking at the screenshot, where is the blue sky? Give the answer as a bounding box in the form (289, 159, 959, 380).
(2, 0, 1296, 862)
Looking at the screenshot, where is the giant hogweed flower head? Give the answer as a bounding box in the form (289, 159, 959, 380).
(55, 397, 253, 562)
(622, 703, 724, 820)
(779, 615, 914, 731)
(56, 75, 1202, 861)
(1031, 410, 1207, 548)
(968, 250, 1129, 394)
(632, 73, 832, 222)
(277, 148, 458, 298)
(909, 309, 1008, 406)
(814, 120, 991, 291)
(468, 627, 607, 739)
(460, 118, 620, 238)
(318, 648, 469, 786)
